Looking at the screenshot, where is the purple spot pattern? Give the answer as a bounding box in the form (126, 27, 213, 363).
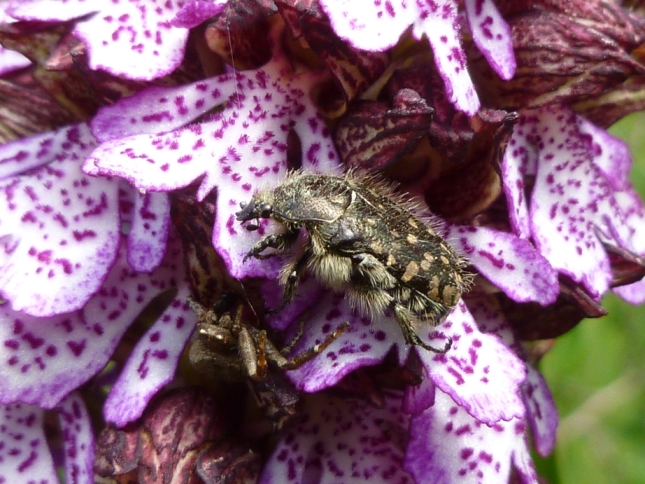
(285, 292, 412, 393)
(284, 292, 526, 427)
(103, 278, 197, 427)
(0, 402, 57, 483)
(126, 191, 170, 272)
(0, 124, 120, 317)
(90, 79, 236, 142)
(469, 297, 558, 457)
(417, 301, 526, 425)
(503, 106, 643, 299)
(85, 36, 340, 280)
(56, 392, 95, 484)
(260, 391, 414, 484)
(320, 0, 491, 114)
(10, 0, 189, 81)
(449, 225, 559, 305)
(0, 125, 85, 180)
(406, 389, 537, 483)
(0, 234, 191, 409)
(463, 0, 515, 80)
(521, 366, 558, 457)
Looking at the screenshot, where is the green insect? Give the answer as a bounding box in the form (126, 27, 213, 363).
(236, 171, 472, 353)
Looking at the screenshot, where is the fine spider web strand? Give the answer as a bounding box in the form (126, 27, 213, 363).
(226, 19, 243, 111)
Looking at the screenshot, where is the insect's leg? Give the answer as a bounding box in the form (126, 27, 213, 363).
(280, 313, 307, 356)
(238, 326, 269, 381)
(393, 304, 452, 354)
(266, 250, 312, 314)
(276, 322, 350, 370)
(244, 230, 299, 261)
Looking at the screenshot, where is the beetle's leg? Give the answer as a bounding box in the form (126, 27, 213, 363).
(244, 230, 299, 261)
(266, 250, 312, 314)
(393, 304, 452, 354)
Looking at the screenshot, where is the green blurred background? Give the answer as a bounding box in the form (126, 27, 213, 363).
(534, 113, 645, 483)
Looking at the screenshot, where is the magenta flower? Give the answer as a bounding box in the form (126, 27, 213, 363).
(0, 0, 644, 483)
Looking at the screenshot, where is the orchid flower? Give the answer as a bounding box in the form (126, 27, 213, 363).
(1, 0, 644, 483)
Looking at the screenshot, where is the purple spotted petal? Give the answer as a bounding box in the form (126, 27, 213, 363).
(0, 403, 57, 483)
(320, 0, 418, 51)
(320, 0, 480, 115)
(104, 277, 197, 427)
(468, 297, 558, 455)
(260, 391, 414, 484)
(501, 116, 538, 239)
(449, 225, 559, 305)
(611, 189, 645, 302)
(403, 373, 435, 415)
(464, 0, 515, 80)
(261, 277, 325, 332)
(0, 125, 120, 317)
(419, 302, 526, 424)
(9, 0, 188, 81)
(284, 292, 410, 392)
(505, 107, 641, 299)
(0, 124, 91, 181)
(171, 0, 227, 29)
(615, 279, 645, 304)
(85, 49, 340, 279)
(57, 392, 94, 484)
(90, 78, 237, 142)
(0, 237, 185, 408)
(529, 107, 626, 298)
(522, 365, 558, 457)
(126, 191, 170, 272)
(579, 118, 631, 191)
(405, 389, 537, 483)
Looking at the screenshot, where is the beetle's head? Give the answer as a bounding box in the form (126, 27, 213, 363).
(235, 197, 273, 231)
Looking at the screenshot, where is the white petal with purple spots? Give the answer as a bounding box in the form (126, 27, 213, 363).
(419, 302, 526, 424)
(126, 191, 170, 273)
(0, 128, 120, 317)
(57, 392, 95, 484)
(450, 225, 559, 305)
(522, 365, 558, 457)
(85, 47, 340, 279)
(103, 276, 197, 427)
(530, 108, 619, 298)
(321, 0, 480, 115)
(260, 391, 414, 484)
(284, 292, 410, 393)
(405, 389, 537, 484)
(0, 403, 57, 483)
(10, 0, 189, 81)
(464, 0, 515, 80)
(0, 238, 186, 408)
